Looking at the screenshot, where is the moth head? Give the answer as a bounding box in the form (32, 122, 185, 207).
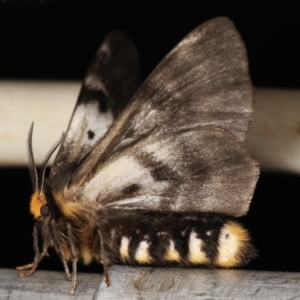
(30, 189, 48, 218)
(27, 123, 65, 219)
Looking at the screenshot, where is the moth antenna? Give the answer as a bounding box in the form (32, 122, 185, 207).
(27, 123, 38, 191)
(39, 132, 66, 194)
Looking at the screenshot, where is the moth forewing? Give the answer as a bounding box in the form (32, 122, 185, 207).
(17, 17, 259, 294)
(71, 17, 257, 201)
(49, 31, 141, 188)
(78, 127, 258, 217)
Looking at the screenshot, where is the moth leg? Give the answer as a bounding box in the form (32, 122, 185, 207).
(67, 223, 77, 295)
(16, 224, 39, 271)
(51, 220, 71, 280)
(98, 230, 111, 287)
(17, 223, 46, 276)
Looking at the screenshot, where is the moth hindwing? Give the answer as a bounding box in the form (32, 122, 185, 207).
(17, 17, 259, 294)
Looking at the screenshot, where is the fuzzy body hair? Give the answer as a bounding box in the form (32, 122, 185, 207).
(17, 17, 259, 294)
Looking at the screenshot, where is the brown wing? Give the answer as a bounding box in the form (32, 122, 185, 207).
(63, 17, 259, 217)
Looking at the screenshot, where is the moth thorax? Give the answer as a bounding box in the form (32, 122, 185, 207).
(30, 190, 46, 219)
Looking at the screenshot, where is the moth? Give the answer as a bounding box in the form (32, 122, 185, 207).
(17, 17, 259, 294)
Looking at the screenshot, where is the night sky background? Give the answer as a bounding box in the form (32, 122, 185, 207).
(1, 1, 300, 274)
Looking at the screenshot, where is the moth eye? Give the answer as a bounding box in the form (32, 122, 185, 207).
(40, 205, 50, 216)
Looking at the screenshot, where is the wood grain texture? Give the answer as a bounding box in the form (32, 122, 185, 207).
(0, 269, 100, 299)
(95, 266, 300, 299)
(2, 267, 300, 299)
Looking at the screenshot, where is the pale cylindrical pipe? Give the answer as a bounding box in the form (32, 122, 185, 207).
(0, 81, 300, 173)
(246, 88, 300, 173)
(0, 81, 78, 166)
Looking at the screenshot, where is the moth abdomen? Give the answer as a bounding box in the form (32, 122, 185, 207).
(105, 213, 257, 268)
(19, 18, 259, 294)
(214, 220, 257, 267)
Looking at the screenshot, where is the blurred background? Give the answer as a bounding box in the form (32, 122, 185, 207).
(1, 0, 300, 273)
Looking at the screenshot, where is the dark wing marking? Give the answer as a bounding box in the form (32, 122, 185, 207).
(68, 127, 258, 217)
(64, 17, 259, 217)
(50, 31, 140, 185)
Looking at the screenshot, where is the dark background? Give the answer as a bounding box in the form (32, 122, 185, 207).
(1, 1, 300, 273)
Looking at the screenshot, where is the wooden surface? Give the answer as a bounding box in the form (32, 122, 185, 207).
(0, 269, 100, 299)
(95, 266, 300, 299)
(2, 266, 300, 299)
